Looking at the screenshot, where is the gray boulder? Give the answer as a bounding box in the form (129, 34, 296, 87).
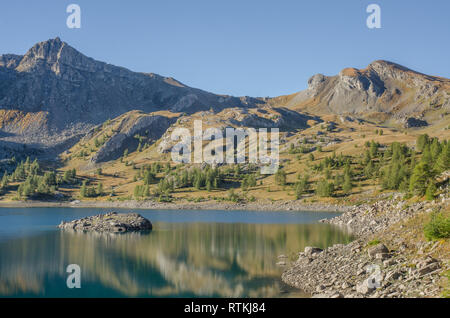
(368, 243, 389, 259)
(58, 212, 152, 233)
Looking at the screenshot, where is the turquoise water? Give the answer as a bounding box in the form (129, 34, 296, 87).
(0, 208, 352, 297)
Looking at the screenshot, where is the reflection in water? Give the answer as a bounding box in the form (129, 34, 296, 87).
(0, 222, 351, 297)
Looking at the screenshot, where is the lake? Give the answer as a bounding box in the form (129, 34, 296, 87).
(0, 207, 352, 297)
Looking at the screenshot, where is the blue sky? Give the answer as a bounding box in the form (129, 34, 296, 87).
(0, 0, 449, 97)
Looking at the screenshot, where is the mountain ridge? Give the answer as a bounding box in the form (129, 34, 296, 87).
(270, 60, 450, 124)
(0, 38, 449, 160)
(0, 38, 263, 151)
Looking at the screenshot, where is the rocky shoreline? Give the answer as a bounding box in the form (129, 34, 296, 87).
(0, 199, 349, 213)
(282, 192, 449, 298)
(58, 212, 153, 233)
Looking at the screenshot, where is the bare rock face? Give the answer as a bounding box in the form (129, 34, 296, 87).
(156, 107, 317, 154)
(58, 212, 152, 233)
(90, 112, 177, 163)
(278, 60, 450, 123)
(0, 37, 263, 152)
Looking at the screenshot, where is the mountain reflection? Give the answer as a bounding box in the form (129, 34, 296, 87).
(0, 222, 351, 297)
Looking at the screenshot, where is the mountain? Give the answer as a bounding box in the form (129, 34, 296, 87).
(270, 60, 450, 126)
(0, 38, 449, 161)
(0, 37, 263, 150)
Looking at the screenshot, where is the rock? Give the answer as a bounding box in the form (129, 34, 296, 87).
(316, 285, 326, 292)
(356, 269, 366, 276)
(375, 253, 390, 261)
(385, 270, 402, 281)
(356, 280, 375, 295)
(304, 246, 323, 257)
(383, 259, 396, 267)
(58, 212, 152, 233)
(90, 114, 176, 163)
(281, 191, 449, 298)
(341, 282, 351, 289)
(368, 244, 389, 259)
(417, 263, 440, 276)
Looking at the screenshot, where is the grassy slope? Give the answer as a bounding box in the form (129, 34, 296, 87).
(1, 109, 447, 205)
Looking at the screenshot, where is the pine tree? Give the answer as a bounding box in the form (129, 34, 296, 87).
(342, 172, 353, 194)
(96, 182, 104, 196)
(143, 170, 156, 185)
(80, 181, 87, 198)
(421, 144, 432, 165)
(275, 170, 287, 186)
(144, 185, 150, 197)
(1, 172, 8, 189)
(364, 160, 375, 178)
(194, 175, 202, 190)
(363, 150, 371, 165)
(416, 134, 429, 152)
(134, 185, 143, 198)
(370, 140, 378, 157)
(63, 170, 71, 183)
(425, 182, 437, 201)
(295, 175, 309, 199)
(234, 165, 241, 178)
(248, 174, 257, 187)
(241, 177, 248, 190)
(430, 138, 442, 161)
(434, 143, 449, 173)
(316, 179, 334, 197)
(409, 162, 431, 195)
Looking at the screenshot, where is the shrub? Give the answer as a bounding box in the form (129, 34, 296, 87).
(316, 179, 334, 197)
(367, 239, 381, 246)
(424, 212, 450, 241)
(275, 170, 287, 186)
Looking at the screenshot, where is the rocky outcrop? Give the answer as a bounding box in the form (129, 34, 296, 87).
(275, 60, 450, 123)
(282, 190, 449, 298)
(58, 212, 152, 233)
(156, 107, 316, 154)
(0, 37, 263, 150)
(90, 112, 177, 163)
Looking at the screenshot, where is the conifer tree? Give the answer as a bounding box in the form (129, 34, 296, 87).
(425, 182, 437, 201)
(342, 172, 353, 194)
(409, 162, 431, 195)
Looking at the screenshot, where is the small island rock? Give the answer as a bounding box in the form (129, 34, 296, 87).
(58, 212, 152, 233)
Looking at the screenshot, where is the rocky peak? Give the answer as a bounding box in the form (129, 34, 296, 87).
(15, 37, 97, 75)
(0, 54, 22, 69)
(0, 38, 264, 154)
(279, 60, 449, 122)
(368, 60, 414, 73)
(305, 74, 329, 97)
(308, 74, 327, 88)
